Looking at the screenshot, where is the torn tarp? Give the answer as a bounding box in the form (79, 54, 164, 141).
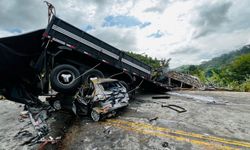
(0, 29, 46, 106)
(0, 29, 44, 86)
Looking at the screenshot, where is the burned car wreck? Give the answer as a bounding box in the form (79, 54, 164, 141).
(51, 78, 130, 121)
(85, 78, 129, 121)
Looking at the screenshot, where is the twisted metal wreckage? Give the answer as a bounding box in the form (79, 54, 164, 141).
(0, 2, 170, 143)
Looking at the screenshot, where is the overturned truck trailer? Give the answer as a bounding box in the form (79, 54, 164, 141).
(0, 15, 169, 106)
(0, 29, 46, 105)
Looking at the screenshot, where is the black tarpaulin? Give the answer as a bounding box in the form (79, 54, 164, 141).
(0, 29, 45, 83)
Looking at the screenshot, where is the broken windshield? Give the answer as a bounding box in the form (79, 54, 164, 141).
(100, 81, 122, 91)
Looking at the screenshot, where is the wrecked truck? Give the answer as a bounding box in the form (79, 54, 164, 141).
(0, 6, 170, 137)
(0, 14, 169, 107)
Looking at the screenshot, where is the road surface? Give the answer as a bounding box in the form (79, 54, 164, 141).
(0, 91, 250, 150)
(61, 91, 250, 150)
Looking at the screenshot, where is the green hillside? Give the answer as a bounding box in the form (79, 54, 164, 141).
(200, 45, 250, 69)
(174, 45, 250, 91)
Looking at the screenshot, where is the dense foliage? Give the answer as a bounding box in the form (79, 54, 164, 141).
(175, 45, 250, 91)
(126, 51, 162, 69)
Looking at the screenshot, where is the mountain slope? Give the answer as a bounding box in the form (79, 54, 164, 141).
(174, 44, 250, 72)
(173, 44, 250, 91)
(199, 45, 250, 69)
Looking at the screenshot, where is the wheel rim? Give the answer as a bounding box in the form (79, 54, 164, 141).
(57, 70, 75, 85)
(91, 110, 100, 121)
(87, 75, 99, 83)
(53, 100, 61, 110)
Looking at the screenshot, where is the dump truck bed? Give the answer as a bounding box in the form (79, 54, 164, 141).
(44, 16, 151, 79)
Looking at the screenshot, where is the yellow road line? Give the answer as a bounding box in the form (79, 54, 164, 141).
(105, 119, 250, 148)
(104, 122, 236, 150)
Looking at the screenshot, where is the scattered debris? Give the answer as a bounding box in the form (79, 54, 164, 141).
(204, 85, 234, 91)
(21, 132, 62, 147)
(164, 71, 204, 89)
(161, 104, 187, 113)
(38, 136, 61, 150)
(169, 92, 227, 104)
(18, 111, 29, 122)
(17, 121, 32, 135)
(18, 117, 26, 122)
(207, 101, 227, 105)
(21, 135, 42, 146)
(14, 130, 33, 139)
(103, 126, 112, 136)
(152, 95, 170, 99)
(162, 141, 169, 148)
(20, 111, 29, 116)
(148, 117, 159, 122)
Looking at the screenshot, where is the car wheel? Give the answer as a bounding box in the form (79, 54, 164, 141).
(50, 64, 81, 93)
(91, 109, 101, 122)
(53, 100, 61, 110)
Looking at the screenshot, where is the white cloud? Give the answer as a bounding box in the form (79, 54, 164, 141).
(0, 30, 16, 37)
(1, 0, 250, 68)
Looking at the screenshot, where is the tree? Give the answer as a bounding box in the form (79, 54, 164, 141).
(227, 53, 250, 83)
(126, 51, 162, 69)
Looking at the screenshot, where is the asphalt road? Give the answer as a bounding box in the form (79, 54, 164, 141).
(0, 91, 250, 150)
(61, 91, 250, 150)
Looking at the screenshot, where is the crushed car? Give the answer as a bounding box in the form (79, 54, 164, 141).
(50, 78, 129, 121)
(88, 78, 129, 121)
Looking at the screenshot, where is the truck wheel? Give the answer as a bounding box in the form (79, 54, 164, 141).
(82, 69, 104, 85)
(50, 64, 81, 93)
(52, 100, 61, 110)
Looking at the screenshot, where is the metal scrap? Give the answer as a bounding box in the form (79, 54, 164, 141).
(148, 117, 159, 122)
(18, 111, 29, 122)
(103, 126, 112, 137)
(152, 95, 170, 99)
(161, 104, 187, 113)
(14, 130, 32, 139)
(207, 101, 227, 105)
(38, 136, 61, 150)
(162, 141, 169, 148)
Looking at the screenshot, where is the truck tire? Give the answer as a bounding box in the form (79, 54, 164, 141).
(50, 64, 81, 93)
(82, 69, 104, 85)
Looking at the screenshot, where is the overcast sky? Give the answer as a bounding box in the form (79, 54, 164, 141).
(1, 0, 250, 68)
